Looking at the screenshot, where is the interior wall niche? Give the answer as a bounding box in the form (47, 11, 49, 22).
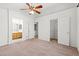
(12, 18, 23, 40)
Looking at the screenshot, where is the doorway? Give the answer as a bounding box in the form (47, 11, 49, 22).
(12, 18, 23, 43)
(50, 19, 58, 43)
(34, 22, 38, 39)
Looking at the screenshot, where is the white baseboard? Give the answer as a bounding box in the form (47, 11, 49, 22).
(77, 48, 79, 52)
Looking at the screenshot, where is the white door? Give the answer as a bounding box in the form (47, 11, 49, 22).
(38, 19, 50, 41)
(58, 16, 70, 46)
(26, 24, 29, 39)
(0, 9, 8, 46)
(23, 24, 29, 40)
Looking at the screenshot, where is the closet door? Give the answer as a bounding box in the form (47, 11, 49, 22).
(0, 8, 8, 46)
(23, 24, 29, 40)
(25, 24, 29, 39)
(38, 18, 50, 41)
(58, 16, 70, 46)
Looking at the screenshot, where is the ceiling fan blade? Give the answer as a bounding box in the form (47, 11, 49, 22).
(35, 5, 43, 9)
(26, 3, 32, 10)
(33, 9, 40, 14)
(20, 9, 29, 10)
(26, 3, 30, 6)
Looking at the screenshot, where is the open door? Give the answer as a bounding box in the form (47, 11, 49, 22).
(58, 16, 70, 46)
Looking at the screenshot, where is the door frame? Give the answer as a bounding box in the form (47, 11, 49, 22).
(34, 22, 38, 38)
(50, 19, 58, 41)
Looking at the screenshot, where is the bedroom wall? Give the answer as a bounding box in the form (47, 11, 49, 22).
(77, 7, 79, 52)
(38, 16, 50, 41)
(9, 10, 34, 44)
(0, 8, 8, 46)
(0, 7, 34, 46)
(0, 6, 77, 48)
(36, 7, 77, 47)
(12, 18, 23, 32)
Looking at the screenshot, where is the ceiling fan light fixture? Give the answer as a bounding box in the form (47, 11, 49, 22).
(21, 3, 42, 15)
(29, 10, 34, 15)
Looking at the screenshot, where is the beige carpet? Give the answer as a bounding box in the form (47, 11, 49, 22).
(0, 39, 79, 56)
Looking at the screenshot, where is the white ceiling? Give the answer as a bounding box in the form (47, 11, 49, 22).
(34, 3, 77, 17)
(0, 3, 26, 10)
(0, 3, 59, 10)
(0, 3, 77, 17)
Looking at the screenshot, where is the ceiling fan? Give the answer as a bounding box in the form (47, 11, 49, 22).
(20, 3, 43, 15)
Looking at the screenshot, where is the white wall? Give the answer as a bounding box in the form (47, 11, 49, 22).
(9, 10, 34, 44)
(0, 8, 8, 46)
(0, 7, 34, 45)
(0, 8, 34, 46)
(28, 17, 34, 39)
(36, 7, 77, 47)
(38, 16, 50, 41)
(0, 6, 77, 48)
(12, 18, 23, 32)
(77, 7, 79, 51)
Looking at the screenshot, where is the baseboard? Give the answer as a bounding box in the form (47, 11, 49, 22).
(38, 38, 49, 41)
(29, 38, 35, 39)
(70, 44, 77, 48)
(78, 48, 79, 52)
(0, 44, 8, 47)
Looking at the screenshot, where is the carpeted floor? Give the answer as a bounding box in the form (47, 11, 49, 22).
(0, 39, 79, 56)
